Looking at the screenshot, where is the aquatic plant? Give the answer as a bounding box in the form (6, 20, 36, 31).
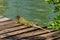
(44, 0, 60, 12)
(48, 14, 60, 30)
(44, 0, 60, 30)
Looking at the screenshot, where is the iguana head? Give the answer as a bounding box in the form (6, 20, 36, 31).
(16, 16, 21, 20)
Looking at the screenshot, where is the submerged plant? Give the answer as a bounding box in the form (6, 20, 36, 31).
(48, 14, 60, 30)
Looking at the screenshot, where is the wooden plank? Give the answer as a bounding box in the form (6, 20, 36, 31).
(0, 20, 14, 25)
(0, 20, 19, 30)
(0, 17, 11, 22)
(16, 30, 48, 38)
(47, 32, 60, 40)
(51, 36, 60, 40)
(40, 31, 59, 37)
(0, 26, 29, 34)
(0, 27, 39, 38)
(46, 36, 60, 40)
(37, 31, 60, 40)
(32, 24, 52, 32)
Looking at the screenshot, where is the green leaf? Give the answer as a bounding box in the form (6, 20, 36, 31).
(48, 14, 60, 30)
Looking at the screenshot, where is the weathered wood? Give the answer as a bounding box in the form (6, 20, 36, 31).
(0, 20, 19, 30)
(0, 20, 15, 26)
(46, 36, 60, 40)
(40, 31, 59, 37)
(0, 26, 29, 34)
(16, 30, 48, 38)
(0, 17, 11, 22)
(0, 27, 39, 38)
(0, 17, 60, 40)
(32, 24, 52, 32)
(52, 36, 60, 40)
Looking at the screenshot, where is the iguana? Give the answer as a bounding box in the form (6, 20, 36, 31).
(16, 16, 33, 26)
(16, 16, 51, 32)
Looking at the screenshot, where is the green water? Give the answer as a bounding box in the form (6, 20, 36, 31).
(3, 0, 60, 26)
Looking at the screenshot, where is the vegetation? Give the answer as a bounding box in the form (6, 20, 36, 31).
(48, 14, 60, 30)
(45, 0, 60, 30)
(0, 0, 8, 16)
(44, 0, 60, 12)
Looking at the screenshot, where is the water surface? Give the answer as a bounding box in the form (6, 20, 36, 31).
(3, 0, 60, 26)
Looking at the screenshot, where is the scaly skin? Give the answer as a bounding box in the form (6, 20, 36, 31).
(16, 16, 33, 26)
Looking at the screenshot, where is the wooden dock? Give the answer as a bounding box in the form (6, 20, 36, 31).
(0, 17, 60, 40)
